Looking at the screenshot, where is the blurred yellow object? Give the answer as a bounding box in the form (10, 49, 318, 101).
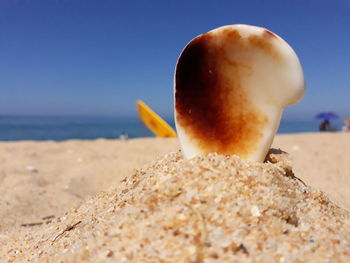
(136, 100, 177, 138)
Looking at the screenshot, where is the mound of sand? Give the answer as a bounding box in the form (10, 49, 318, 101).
(2, 150, 350, 262)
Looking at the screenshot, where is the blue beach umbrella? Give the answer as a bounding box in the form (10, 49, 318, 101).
(315, 112, 339, 121)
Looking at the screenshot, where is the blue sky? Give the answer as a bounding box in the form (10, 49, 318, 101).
(1, 0, 349, 120)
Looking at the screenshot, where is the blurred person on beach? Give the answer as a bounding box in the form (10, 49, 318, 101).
(316, 112, 338, 132)
(319, 120, 330, 131)
(342, 119, 350, 132)
(119, 131, 129, 141)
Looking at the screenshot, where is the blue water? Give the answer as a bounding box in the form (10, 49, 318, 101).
(0, 116, 343, 141)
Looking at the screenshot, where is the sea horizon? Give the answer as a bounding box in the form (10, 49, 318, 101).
(0, 115, 345, 141)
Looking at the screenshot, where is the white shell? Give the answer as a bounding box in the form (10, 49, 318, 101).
(174, 24, 305, 162)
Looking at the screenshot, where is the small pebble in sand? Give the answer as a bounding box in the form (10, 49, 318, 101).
(25, 166, 38, 173)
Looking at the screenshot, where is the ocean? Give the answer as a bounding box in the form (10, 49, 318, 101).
(0, 116, 343, 141)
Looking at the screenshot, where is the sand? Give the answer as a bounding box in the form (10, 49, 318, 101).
(0, 138, 178, 234)
(0, 132, 350, 262)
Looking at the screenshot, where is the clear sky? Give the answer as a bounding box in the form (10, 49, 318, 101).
(1, 0, 349, 120)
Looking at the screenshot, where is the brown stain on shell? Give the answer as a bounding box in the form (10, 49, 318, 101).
(263, 29, 277, 38)
(248, 30, 280, 59)
(175, 28, 275, 157)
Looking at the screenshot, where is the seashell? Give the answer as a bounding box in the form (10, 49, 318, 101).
(174, 24, 305, 162)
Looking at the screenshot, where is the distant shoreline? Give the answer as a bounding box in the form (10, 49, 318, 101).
(0, 115, 345, 141)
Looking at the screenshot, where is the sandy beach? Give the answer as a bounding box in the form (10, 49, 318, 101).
(1, 132, 350, 262)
